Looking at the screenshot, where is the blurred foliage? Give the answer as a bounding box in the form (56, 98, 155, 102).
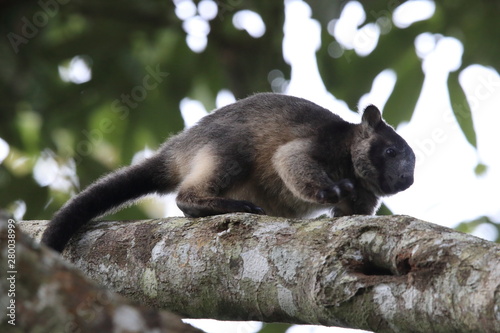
(1, 2, 500, 332)
(0, 0, 288, 220)
(1, 0, 499, 246)
(259, 323, 293, 333)
(456, 216, 500, 244)
(313, 0, 498, 147)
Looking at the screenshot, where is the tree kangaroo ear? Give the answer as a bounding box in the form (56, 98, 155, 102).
(362, 105, 382, 128)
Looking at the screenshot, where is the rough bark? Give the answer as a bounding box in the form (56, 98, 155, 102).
(20, 214, 500, 332)
(0, 216, 203, 333)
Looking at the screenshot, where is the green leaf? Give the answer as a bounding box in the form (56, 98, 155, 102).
(376, 203, 393, 216)
(448, 71, 477, 148)
(258, 323, 292, 333)
(474, 162, 488, 176)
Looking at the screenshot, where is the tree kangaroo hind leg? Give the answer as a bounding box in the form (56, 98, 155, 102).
(175, 147, 265, 218)
(176, 190, 266, 217)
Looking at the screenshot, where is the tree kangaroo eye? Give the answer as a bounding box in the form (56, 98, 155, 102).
(385, 148, 397, 157)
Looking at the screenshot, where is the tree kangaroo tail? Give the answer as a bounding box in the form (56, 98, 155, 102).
(42, 154, 173, 252)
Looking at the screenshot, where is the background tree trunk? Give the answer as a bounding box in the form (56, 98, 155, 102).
(20, 214, 500, 332)
(0, 216, 202, 333)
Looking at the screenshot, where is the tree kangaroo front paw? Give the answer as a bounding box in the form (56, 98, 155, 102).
(316, 179, 354, 204)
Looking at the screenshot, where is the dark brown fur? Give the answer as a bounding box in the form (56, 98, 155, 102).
(42, 93, 415, 252)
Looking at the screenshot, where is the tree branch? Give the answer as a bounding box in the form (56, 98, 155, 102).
(20, 214, 500, 332)
(1, 216, 202, 333)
